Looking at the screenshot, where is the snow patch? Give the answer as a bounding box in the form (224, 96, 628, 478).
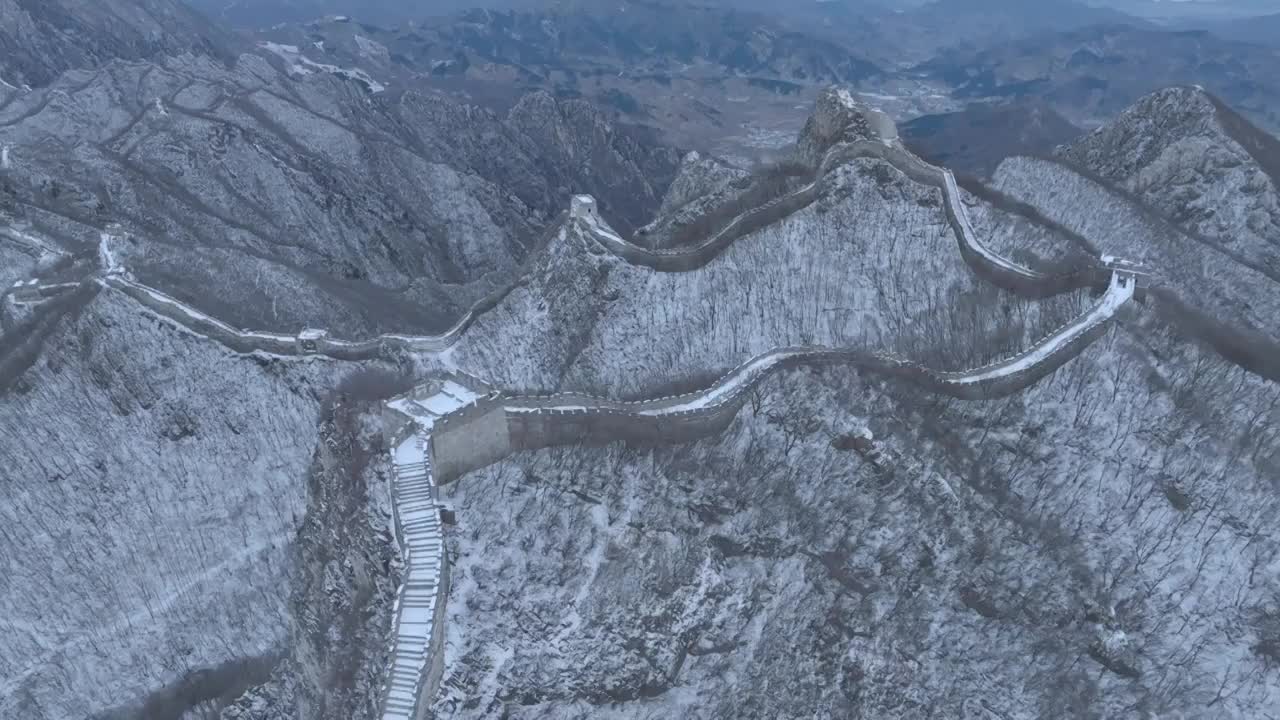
(98, 233, 122, 275)
(258, 41, 386, 93)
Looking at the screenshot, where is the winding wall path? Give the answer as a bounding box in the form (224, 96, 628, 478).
(5, 133, 1142, 720)
(85, 136, 1112, 366)
(377, 269, 1136, 718)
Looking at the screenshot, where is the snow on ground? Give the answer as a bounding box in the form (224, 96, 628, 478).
(258, 41, 385, 93)
(436, 327, 1280, 718)
(98, 233, 120, 274)
(638, 350, 804, 414)
(449, 159, 1054, 397)
(0, 291, 341, 720)
(382, 429, 446, 718)
(1, 226, 59, 255)
(953, 272, 1134, 383)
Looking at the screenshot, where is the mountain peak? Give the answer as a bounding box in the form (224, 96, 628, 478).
(1055, 84, 1280, 290)
(797, 86, 899, 165)
(1061, 84, 1242, 182)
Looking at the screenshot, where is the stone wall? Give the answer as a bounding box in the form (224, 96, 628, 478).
(577, 140, 1107, 300)
(421, 560, 451, 713)
(426, 301, 1131, 489)
(430, 399, 514, 485)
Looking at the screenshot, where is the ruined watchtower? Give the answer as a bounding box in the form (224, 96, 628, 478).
(570, 195, 599, 223)
(1101, 255, 1154, 290)
(296, 328, 328, 354)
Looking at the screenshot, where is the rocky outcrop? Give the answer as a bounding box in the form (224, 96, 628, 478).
(797, 88, 898, 167)
(223, 371, 407, 720)
(656, 152, 749, 220)
(1060, 85, 1280, 281)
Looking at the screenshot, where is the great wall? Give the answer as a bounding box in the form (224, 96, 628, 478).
(1, 104, 1150, 720)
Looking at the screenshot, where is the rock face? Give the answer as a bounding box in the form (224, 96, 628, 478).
(223, 370, 409, 720)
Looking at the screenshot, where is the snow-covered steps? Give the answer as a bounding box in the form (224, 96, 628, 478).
(380, 430, 447, 720)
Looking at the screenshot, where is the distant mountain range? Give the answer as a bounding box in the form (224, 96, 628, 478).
(917, 24, 1280, 132)
(1183, 12, 1280, 46)
(245, 2, 902, 161)
(1089, 0, 1280, 20)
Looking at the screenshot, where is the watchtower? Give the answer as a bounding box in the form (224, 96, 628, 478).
(570, 195, 599, 223)
(1101, 255, 1154, 289)
(296, 328, 328, 354)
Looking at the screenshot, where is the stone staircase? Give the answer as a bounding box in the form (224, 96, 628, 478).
(382, 432, 446, 720)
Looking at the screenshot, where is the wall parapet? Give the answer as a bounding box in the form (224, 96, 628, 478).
(428, 271, 1134, 487)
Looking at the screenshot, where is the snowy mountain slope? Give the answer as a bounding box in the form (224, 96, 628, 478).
(435, 312, 1280, 718)
(1059, 86, 1280, 280)
(441, 154, 1095, 400)
(0, 289, 359, 720)
(0, 0, 238, 88)
(0, 52, 677, 336)
(4, 60, 1280, 720)
(992, 154, 1280, 379)
(0, 85, 1116, 718)
(978, 87, 1280, 384)
(394, 89, 1280, 718)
